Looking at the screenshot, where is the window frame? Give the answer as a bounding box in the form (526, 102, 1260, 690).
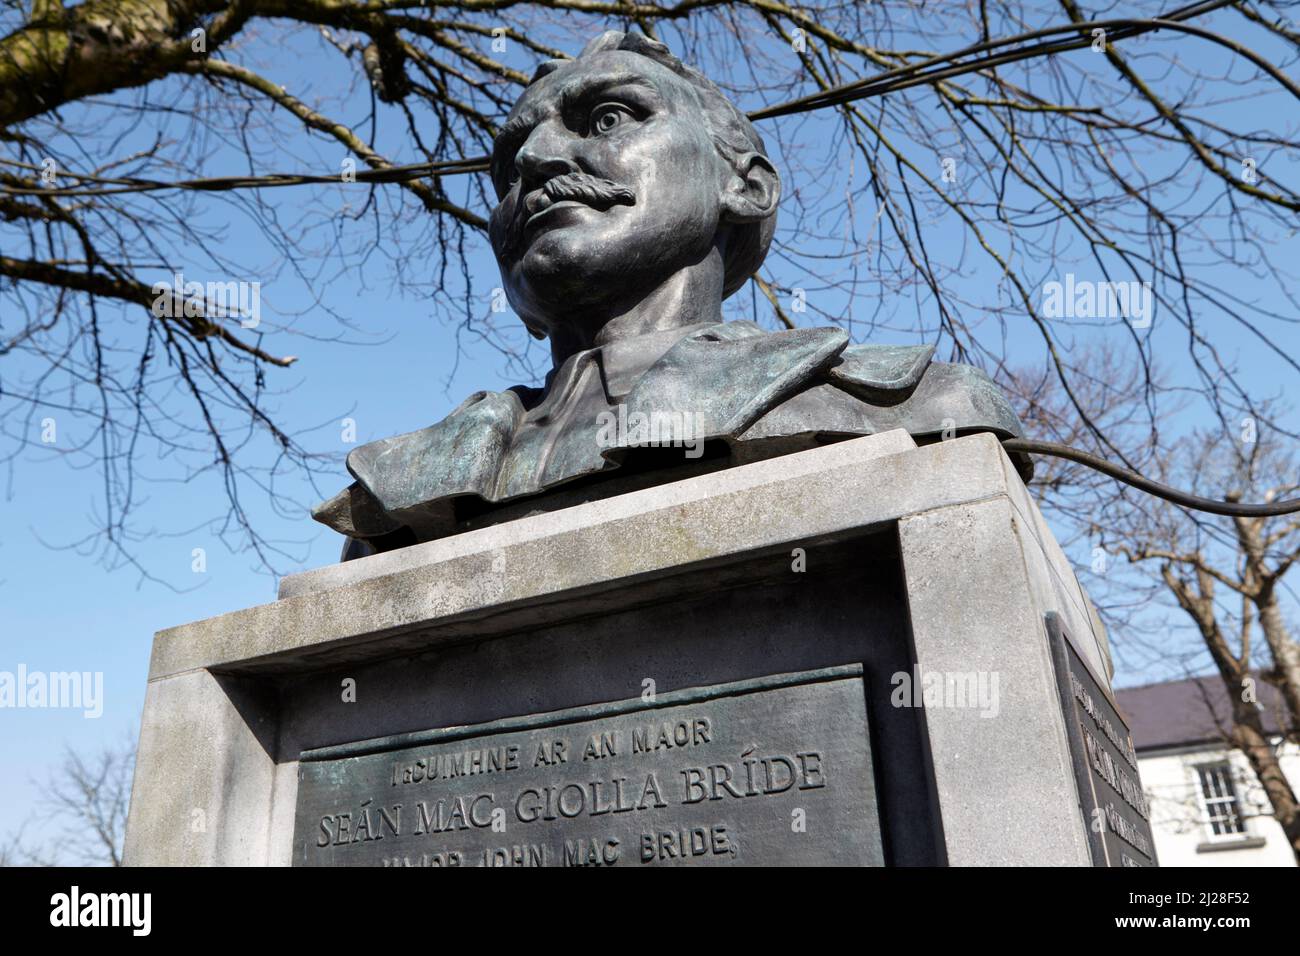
(1194, 760, 1248, 842)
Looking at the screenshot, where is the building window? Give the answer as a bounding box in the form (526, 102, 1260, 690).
(1196, 762, 1246, 839)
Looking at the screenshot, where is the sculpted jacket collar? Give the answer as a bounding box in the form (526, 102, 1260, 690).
(314, 321, 1026, 544)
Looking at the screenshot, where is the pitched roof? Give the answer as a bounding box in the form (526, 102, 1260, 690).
(1116, 674, 1287, 752)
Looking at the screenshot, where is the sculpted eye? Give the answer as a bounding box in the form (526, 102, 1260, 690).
(591, 103, 631, 135)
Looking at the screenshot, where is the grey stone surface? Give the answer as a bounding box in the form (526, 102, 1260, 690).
(899, 497, 1093, 866)
(313, 30, 1029, 553)
(279, 427, 917, 602)
(124, 669, 277, 866)
(991, 442, 1114, 683)
(126, 430, 1114, 866)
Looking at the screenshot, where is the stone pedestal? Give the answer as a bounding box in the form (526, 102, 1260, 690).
(124, 430, 1142, 866)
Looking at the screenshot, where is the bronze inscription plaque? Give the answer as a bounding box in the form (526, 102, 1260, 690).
(292, 665, 883, 866)
(1046, 613, 1157, 867)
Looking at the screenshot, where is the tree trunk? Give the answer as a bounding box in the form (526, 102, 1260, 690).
(1256, 591, 1300, 736)
(1226, 685, 1300, 863)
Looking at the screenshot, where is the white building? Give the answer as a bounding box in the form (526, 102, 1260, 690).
(1117, 676, 1299, 867)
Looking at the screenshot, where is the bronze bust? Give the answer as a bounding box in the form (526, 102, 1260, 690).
(315, 31, 1027, 556)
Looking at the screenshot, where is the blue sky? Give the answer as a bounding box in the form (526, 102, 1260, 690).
(1, 7, 1297, 855)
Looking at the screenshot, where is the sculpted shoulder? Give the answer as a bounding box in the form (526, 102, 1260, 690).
(314, 322, 1029, 551)
(314, 389, 525, 543)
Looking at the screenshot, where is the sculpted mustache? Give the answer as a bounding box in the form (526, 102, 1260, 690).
(524, 172, 636, 219)
(501, 173, 635, 255)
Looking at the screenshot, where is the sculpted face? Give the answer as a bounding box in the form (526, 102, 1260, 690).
(489, 50, 750, 340)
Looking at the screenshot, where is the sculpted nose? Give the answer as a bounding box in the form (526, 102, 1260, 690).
(515, 123, 578, 188)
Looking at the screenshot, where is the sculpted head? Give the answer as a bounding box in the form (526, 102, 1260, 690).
(488, 31, 779, 353)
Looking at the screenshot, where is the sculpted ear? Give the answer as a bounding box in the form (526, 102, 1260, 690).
(719, 152, 780, 223)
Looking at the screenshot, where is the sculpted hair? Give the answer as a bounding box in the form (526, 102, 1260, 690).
(530, 31, 779, 299)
